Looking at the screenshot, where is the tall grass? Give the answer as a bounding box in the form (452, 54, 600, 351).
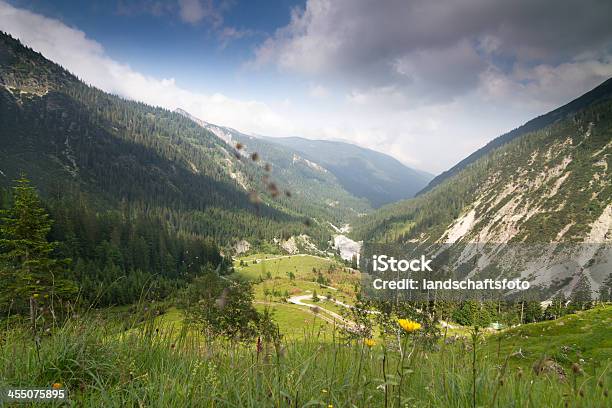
(1, 313, 610, 407)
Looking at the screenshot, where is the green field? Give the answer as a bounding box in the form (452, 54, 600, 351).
(487, 306, 612, 367)
(254, 303, 338, 339)
(232, 254, 359, 336)
(2, 305, 610, 406)
(5, 253, 608, 406)
(234, 254, 343, 281)
(301, 297, 349, 316)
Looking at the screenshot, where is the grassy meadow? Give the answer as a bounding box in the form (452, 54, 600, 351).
(234, 254, 358, 292)
(1, 254, 610, 407)
(233, 254, 358, 338)
(1, 305, 610, 407)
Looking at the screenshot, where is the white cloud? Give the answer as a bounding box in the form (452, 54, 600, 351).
(253, 0, 612, 106)
(0, 1, 294, 138)
(115, 0, 226, 26)
(217, 26, 256, 49)
(308, 84, 329, 99)
(177, 0, 223, 26)
(245, 0, 612, 172)
(479, 57, 612, 110)
(178, 0, 205, 24)
(2, 1, 611, 174)
(346, 86, 408, 109)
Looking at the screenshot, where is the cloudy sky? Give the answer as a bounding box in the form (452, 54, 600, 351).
(1, 0, 612, 173)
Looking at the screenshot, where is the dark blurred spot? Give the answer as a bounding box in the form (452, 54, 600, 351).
(267, 182, 279, 198)
(248, 190, 261, 205)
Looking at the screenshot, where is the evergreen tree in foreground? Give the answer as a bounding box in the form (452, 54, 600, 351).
(0, 176, 77, 317)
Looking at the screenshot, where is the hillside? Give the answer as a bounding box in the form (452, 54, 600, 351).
(264, 136, 433, 207)
(354, 79, 612, 298)
(487, 305, 612, 367)
(3, 298, 609, 406)
(177, 109, 432, 209)
(419, 78, 612, 195)
(0, 32, 332, 247)
(175, 109, 372, 222)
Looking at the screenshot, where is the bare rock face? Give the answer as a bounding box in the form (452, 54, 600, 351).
(233, 240, 251, 255)
(356, 85, 612, 299)
(280, 235, 324, 255)
(333, 235, 362, 262)
(281, 237, 299, 254)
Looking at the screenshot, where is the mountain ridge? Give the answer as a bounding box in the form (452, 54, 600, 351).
(354, 80, 611, 298)
(264, 136, 433, 207)
(175, 109, 433, 209)
(418, 78, 612, 195)
(0, 31, 332, 247)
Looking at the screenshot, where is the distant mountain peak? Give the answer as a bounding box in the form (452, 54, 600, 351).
(175, 109, 433, 208)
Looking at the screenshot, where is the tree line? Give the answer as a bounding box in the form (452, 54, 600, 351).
(0, 177, 229, 317)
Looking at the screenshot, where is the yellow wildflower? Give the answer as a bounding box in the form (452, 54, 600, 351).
(52, 383, 62, 389)
(32, 293, 40, 299)
(398, 319, 421, 332)
(364, 338, 376, 347)
(321, 389, 328, 393)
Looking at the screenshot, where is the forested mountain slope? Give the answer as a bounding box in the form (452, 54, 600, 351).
(264, 136, 432, 207)
(0, 32, 328, 246)
(176, 109, 432, 210)
(354, 80, 611, 297)
(354, 81, 611, 244)
(175, 109, 372, 223)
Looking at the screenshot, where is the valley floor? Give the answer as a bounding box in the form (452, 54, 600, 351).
(1, 254, 610, 407)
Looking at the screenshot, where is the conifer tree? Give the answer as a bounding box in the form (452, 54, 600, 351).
(0, 176, 77, 315)
(569, 272, 593, 310)
(598, 273, 612, 302)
